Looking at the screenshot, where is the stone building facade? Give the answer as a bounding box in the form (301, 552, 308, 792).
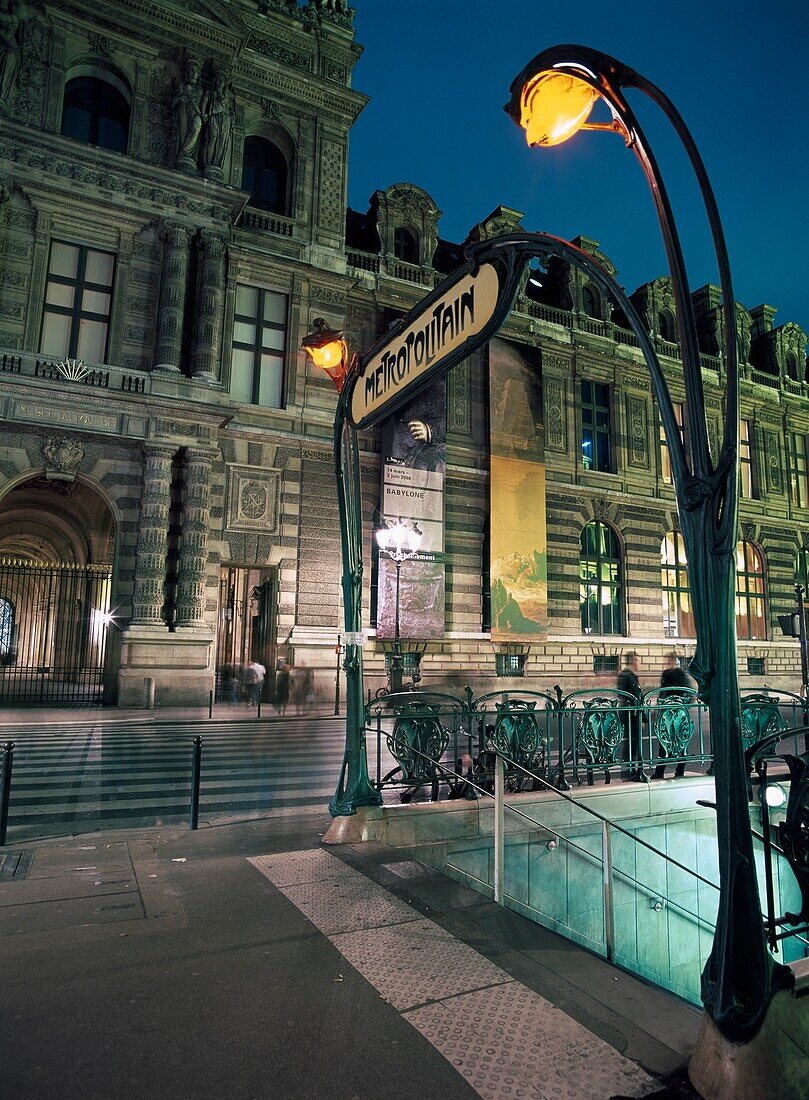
(0, 0, 806, 708)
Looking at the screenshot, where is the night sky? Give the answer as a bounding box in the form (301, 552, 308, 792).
(347, 0, 809, 339)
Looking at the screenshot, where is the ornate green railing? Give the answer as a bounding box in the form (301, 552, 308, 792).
(367, 686, 809, 799)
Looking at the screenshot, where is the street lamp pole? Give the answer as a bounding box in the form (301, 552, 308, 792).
(505, 44, 792, 1051)
(375, 519, 423, 694)
(301, 319, 381, 818)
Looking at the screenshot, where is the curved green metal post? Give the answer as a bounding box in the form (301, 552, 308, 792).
(507, 45, 793, 1041)
(329, 387, 381, 817)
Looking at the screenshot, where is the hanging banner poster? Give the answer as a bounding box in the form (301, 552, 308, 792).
(377, 377, 446, 640)
(488, 338, 547, 641)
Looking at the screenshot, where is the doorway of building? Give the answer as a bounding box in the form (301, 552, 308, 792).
(216, 565, 278, 704)
(0, 476, 116, 705)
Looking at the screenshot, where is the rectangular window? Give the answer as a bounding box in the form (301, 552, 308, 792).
(740, 419, 755, 499)
(593, 655, 619, 674)
(230, 284, 288, 408)
(580, 380, 612, 472)
(659, 403, 684, 484)
(747, 657, 765, 677)
(40, 241, 115, 363)
(788, 433, 809, 508)
(495, 652, 527, 677)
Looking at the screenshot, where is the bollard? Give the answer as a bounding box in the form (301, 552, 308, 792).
(143, 676, 155, 709)
(257, 696, 261, 719)
(189, 736, 202, 830)
(208, 689, 213, 719)
(0, 741, 14, 846)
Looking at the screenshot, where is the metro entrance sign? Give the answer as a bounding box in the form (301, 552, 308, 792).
(348, 261, 502, 430)
(326, 229, 696, 827)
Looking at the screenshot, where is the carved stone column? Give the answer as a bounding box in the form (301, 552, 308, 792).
(130, 445, 174, 625)
(154, 223, 192, 372)
(191, 230, 226, 381)
(174, 449, 213, 630)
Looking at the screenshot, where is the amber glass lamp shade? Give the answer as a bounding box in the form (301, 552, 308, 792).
(519, 69, 600, 147)
(301, 318, 348, 391)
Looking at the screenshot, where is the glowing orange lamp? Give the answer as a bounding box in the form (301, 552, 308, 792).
(301, 317, 349, 391)
(506, 47, 631, 148)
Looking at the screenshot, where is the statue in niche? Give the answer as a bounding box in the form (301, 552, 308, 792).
(200, 66, 234, 182)
(0, 0, 24, 109)
(173, 56, 203, 171)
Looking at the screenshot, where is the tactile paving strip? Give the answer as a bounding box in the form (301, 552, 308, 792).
(248, 850, 657, 1100)
(405, 982, 655, 1100)
(331, 917, 510, 1011)
(248, 849, 351, 887)
(281, 873, 420, 935)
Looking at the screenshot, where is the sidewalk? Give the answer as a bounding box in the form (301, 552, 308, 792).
(0, 812, 702, 1099)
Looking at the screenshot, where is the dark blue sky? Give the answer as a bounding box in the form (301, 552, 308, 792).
(347, 0, 809, 338)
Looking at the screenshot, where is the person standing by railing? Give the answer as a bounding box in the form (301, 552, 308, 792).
(617, 652, 644, 780)
(653, 659, 695, 779)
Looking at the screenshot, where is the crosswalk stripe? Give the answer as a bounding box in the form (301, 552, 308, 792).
(0, 716, 401, 842)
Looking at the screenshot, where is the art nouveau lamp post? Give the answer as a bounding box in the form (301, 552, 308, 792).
(302, 319, 381, 818)
(375, 518, 423, 693)
(504, 44, 793, 1075)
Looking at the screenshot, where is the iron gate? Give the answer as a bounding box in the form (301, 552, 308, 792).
(0, 558, 113, 705)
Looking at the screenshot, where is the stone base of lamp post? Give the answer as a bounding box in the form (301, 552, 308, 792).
(321, 805, 382, 845)
(689, 990, 809, 1100)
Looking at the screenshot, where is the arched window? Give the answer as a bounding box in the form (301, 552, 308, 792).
(0, 597, 15, 665)
(658, 311, 675, 342)
(582, 284, 600, 319)
(736, 541, 766, 640)
(393, 227, 418, 264)
(61, 76, 130, 153)
(241, 137, 288, 214)
(661, 531, 693, 637)
(580, 521, 622, 635)
(786, 351, 800, 382)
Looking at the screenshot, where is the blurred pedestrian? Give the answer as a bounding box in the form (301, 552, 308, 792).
(617, 652, 643, 780)
(243, 659, 265, 706)
(653, 659, 695, 779)
(275, 659, 290, 715)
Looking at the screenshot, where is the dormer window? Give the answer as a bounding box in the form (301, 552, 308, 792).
(582, 284, 600, 319)
(61, 75, 130, 153)
(658, 311, 675, 342)
(242, 137, 288, 215)
(393, 227, 418, 264)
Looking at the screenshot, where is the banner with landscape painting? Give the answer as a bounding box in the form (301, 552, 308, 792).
(488, 338, 547, 640)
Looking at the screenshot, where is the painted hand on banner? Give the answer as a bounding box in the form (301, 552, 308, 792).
(407, 419, 432, 443)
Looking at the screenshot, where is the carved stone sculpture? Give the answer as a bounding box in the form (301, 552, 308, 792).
(41, 436, 85, 480)
(200, 67, 233, 181)
(0, 0, 23, 109)
(173, 56, 203, 171)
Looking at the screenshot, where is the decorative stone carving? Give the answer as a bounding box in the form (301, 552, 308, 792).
(173, 56, 203, 171)
(593, 498, 612, 522)
(226, 463, 280, 532)
(155, 222, 192, 372)
(628, 395, 649, 467)
(764, 430, 783, 493)
(175, 450, 213, 629)
(200, 65, 234, 182)
(191, 230, 226, 380)
(544, 376, 566, 451)
(41, 436, 84, 480)
(130, 445, 174, 625)
(447, 359, 471, 436)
